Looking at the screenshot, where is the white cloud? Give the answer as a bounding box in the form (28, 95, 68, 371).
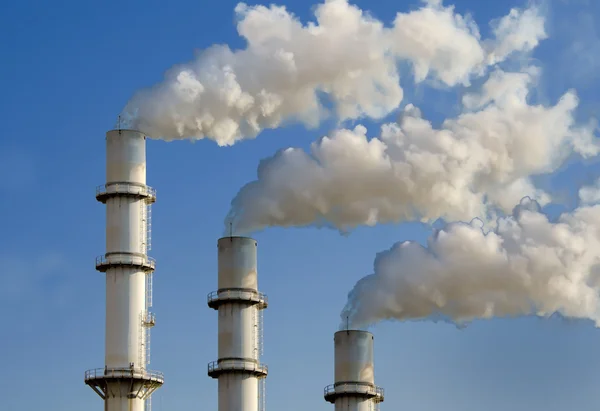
(486, 5, 547, 65)
(579, 177, 600, 205)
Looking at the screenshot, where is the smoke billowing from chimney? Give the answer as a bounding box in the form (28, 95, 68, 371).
(341, 193, 600, 330)
(118, 0, 545, 146)
(227, 67, 599, 234)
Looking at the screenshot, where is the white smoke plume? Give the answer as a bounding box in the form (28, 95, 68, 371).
(119, 0, 546, 146)
(227, 67, 599, 234)
(341, 196, 600, 329)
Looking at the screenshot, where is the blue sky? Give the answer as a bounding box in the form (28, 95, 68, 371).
(2, 0, 600, 410)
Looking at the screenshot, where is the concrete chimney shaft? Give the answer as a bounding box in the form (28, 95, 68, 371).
(325, 330, 385, 411)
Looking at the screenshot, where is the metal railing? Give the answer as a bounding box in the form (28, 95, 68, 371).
(324, 383, 384, 399)
(207, 360, 268, 375)
(84, 367, 164, 383)
(95, 254, 156, 270)
(96, 183, 156, 198)
(207, 289, 268, 306)
(142, 311, 156, 326)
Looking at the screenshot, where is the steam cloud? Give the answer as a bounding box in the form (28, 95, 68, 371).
(227, 67, 599, 234)
(119, 0, 546, 146)
(117, 0, 600, 330)
(341, 194, 600, 329)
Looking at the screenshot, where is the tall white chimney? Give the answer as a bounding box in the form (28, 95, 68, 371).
(324, 330, 385, 411)
(85, 129, 164, 411)
(208, 236, 268, 411)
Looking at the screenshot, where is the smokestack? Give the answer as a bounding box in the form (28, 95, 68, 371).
(85, 130, 164, 410)
(208, 236, 268, 411)
(324, 330, 384, 411)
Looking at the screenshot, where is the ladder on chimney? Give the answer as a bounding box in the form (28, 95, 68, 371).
(252, 307, 258, 359)
(142, 272, 154, 367)
(146, 203, 152, 251)
(145, 395, 152, 411)
(258, 306, 264, 356)
(140, 201, 152, 253)
(258, 377, 266, 411)
(138, 311, 145, 368)
(139, 310, 154, 367)
(146, 272, 153, 309)
(252, 306, 264, 359)
(145, 318, 152, 366)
